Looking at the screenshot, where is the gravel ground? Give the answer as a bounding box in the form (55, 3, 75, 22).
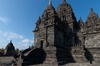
(0, 57, 16, 66)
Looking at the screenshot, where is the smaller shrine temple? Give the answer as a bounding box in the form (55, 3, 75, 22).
(4, 40, 15, 56)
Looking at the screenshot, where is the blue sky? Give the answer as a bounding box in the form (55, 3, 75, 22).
(0, 0, 100, 49)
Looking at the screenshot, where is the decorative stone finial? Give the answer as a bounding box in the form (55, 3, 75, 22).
(80, 17, 83, 22)
(90, 8, 94, 14)
(90, 8, 93, 12)
(38, 16, 41, 20)
(10, 40, 12, 43)
(49, 0, 52, 6)
(62, 0, 66, 3)
(79, 17, 84, 24)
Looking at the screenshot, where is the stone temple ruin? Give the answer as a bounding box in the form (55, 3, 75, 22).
(15, 0, 100, 66)
(4, 40, 15, 56)
(0, 41, 16, 66)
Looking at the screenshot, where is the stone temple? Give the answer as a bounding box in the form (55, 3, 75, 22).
(4, 40, 15, 56)
(16, 0, 100, 66)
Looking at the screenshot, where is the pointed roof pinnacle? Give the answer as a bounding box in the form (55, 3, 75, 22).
(79, 17, 84, 26)
(49, 0, 52, 6)
(38, 16, 41, 20)
(89, 8, 97, 17)
(9, 40, 13, 45)
(79, 17, 84, 24)
(90, 8, 93, 12)
(62, 0, 66, 3)
(90, 8, 94, 14)
(80, 17, 83, 22)
(10, 40, 12, 43)
(36, 16, 41, 24)
(46, 0, 55, 10)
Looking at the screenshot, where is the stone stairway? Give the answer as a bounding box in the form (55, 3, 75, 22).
(18, 47, 100, 66)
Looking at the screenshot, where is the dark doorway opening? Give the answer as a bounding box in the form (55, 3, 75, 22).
(40, 41, 43, 48)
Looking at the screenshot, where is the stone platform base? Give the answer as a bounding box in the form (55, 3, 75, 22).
(29, 63, 100, 66)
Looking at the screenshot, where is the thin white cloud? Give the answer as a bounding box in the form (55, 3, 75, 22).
(15, 39, 33, 50)
(8, 32, 24, 39)
(0, 17, 8, 24)
(0, 31, 24, 39)
(22, 39, 30, 43)
(0, 31, 33, 50)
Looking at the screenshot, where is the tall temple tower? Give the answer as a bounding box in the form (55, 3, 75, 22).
(33, 0, 78, 49)
(33, 0, 80, 65)
(33, 0, 57, 49)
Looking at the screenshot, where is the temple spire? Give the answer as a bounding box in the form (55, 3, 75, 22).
(10, 40, 12, 43)
(38, 16, 41, 20)
(49, 0, 52, 6)
(80, 17, 83, 22)
(62, 0, 66, 3)
(90, 8, 94, 13)
(90, 8, 93, 12)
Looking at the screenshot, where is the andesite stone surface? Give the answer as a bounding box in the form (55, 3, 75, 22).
(16, 0, 100, 66)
